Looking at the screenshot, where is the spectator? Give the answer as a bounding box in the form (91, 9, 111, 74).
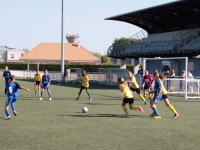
(137, 64, 143, 76)
(187, 71, 194, 93)
(187, 71, 193, 79)
(181, 70, 186, 78)
(180, 70, 186, 91)
(64, 71, 67, 82)
(169, 70, 175, 92)
(154, 69, 158, 72)
(162, 66, 170, 76)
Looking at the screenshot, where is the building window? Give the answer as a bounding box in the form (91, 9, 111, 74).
(0, 54, 4, 58)
(10, 54, 14, 58)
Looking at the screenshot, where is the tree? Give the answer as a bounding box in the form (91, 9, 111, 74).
(101, 55, 114, 65)
(113, 37, 139, 45)
(91, 52, 101, 57)
(110, 37, 140, 54)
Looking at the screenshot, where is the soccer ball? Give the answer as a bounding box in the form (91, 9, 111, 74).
(82, 106, 88, 113)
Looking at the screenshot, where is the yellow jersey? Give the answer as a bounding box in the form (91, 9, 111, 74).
(34, 74, 42, 81)
(130, 76, 139, 89)
(161, 81, 167, 95)
(81, 75, 89, 88)
(120, 84, 133, 98)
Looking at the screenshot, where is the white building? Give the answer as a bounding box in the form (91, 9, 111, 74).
(0, 46, 26, 62)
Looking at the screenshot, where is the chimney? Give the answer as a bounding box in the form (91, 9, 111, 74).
(66, 34, 79, 43)
(78, 41, 80, 48)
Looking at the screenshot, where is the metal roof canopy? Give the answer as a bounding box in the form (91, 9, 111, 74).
(98, 68, 130, 86)
(105, 0, 200, 34)
(70, 68, 82, 81)
(109, 68, 130, 85)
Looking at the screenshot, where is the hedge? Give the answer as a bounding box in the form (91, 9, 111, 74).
(0, 62, 133, 72)
(0, 62, 27, 70)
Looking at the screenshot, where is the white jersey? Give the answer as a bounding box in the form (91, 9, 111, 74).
(188, 73, 194, 79)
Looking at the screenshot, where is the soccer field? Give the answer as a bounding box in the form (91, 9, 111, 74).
(0, 77, 200, 150)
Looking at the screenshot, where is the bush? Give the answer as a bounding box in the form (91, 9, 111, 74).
(126, 65, 133, 72)
(0, 62, 27, 70)
(0, 63, 133, 72)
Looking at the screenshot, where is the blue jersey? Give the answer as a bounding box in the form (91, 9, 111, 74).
(154, 79, 162, 96)
(42, 75, 50, 85)
(3, 71, 11, 84)
(7, 82, 20, 97)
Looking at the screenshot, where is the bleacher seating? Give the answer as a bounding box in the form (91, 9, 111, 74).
(107, 27, 200, 58)
(178, 37, 200, 53)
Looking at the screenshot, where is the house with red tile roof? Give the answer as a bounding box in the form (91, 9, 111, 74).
(20, 37, 100, 64)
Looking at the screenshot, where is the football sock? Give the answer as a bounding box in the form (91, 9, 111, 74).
(152, 105, 160, 116)
(38, 89, 41, 95)
(132, 106, 138, 110)
(139, 95, 146, 102)
(78, 90, 82, 96)
(122, 106, 129, 115)
(168, 104, 178, 114)
(5, 109, 10, 117)
(48, 92, 51, 98)
(34, 89, 36, 94)
(11, 103, 15, 111)
(87, 92, 91, 97)
(41, 91, 44, 97)
(149, 93, 154, 99)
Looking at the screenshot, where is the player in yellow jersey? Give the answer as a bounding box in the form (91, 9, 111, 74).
(150, 73, 179, 118)
(127, 72, 147, 105)
(118, 77, 144, 118)
(76, 70, 92, 101)
(34, 70, 42, 96)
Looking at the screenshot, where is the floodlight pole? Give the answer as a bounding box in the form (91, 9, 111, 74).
(61, 0, 65, 82)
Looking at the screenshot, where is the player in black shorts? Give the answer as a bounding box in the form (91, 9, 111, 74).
(34, 70, 42, 96)
(118, 77, 144, 118)
(127, 72, 147, 105)
(142, 70, 152, 98)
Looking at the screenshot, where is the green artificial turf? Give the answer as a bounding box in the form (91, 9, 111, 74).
(0, 77, 200, 150)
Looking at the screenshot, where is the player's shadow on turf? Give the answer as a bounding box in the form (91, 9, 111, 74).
(58, 114, 122, 118)
(79, 103, 119, 105)
(91, 93, 119, 99)
(58, 114, 149, 118)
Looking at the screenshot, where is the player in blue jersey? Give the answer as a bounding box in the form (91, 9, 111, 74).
(2, 66, 11, 94)
(150, 72, 163, 119)
(4, 75, 29, 120)
(39, 69, 52, 101)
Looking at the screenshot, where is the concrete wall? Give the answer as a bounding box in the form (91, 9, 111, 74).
(111, 58, 134, 65)
(6, 51, 25, 62)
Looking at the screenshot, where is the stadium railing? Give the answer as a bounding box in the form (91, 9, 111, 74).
(137, 75, 200, 99)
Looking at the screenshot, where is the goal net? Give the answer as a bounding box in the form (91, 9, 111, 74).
(142, 57, 200, 99)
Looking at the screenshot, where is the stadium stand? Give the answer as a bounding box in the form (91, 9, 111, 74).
(105, 0, 200, 59)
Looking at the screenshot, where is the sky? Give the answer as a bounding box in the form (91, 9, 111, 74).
(0, 0, 178, 54)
